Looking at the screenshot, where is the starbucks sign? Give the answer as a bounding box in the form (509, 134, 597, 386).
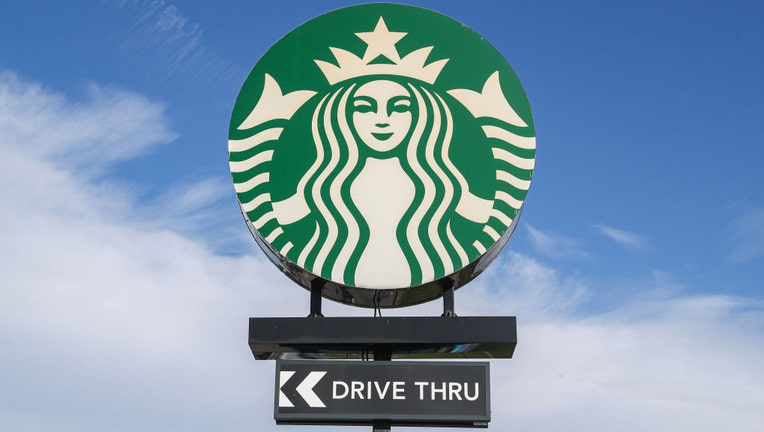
(228, 4, 535, 307)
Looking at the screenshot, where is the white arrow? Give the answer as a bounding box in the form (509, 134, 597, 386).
(278, 371, 295, 407)
(296, 371, 327, 408)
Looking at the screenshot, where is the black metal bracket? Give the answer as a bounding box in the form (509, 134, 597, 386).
(309, 278, 325, 318)
(441, 279, 456, 317)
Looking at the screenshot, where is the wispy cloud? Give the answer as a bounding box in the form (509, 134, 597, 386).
(128, 0, 203, 63)
(526, 224, 588, 259)
(115, 0, 235, 90)
(726, 207, 764, 263)
(457, 251, 591, 320)
(0, 70, 246, 252)
(596, 224, 647, 251)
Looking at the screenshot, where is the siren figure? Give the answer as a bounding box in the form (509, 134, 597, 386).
(288, 75, 489, 289)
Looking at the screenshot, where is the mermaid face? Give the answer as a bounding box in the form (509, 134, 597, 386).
(351, 80, 412, 153)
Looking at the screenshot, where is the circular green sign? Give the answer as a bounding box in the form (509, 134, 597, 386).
(229, 3, 535, 308)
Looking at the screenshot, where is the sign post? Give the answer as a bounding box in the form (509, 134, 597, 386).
(228, 3, 535, 431)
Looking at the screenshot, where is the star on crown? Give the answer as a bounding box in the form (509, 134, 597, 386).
(314, 17, 449, 85)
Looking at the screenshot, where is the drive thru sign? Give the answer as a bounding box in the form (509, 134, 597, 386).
(275, 360, 491, 427)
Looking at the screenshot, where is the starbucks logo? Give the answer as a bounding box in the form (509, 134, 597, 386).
(228, 4, 535, 306)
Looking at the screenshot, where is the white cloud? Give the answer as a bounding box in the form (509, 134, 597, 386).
(596, 224, 647, 251)
(0, 70, 286, 431)
(493, 294, 764, 432)
(0, 71, 175, 173)
(1, 71, 763, 432)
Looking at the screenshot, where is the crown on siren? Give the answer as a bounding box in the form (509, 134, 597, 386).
(314, 17, 449, 85)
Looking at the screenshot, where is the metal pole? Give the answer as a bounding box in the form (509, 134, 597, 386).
(373, 420, 391, 432)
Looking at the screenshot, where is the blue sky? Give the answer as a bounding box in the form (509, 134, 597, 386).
(1, 1, 763, 431)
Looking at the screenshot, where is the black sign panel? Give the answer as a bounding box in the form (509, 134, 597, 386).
(275, 360, 490, 427)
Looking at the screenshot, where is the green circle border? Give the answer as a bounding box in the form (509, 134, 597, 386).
(229, 3, 535, 308)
